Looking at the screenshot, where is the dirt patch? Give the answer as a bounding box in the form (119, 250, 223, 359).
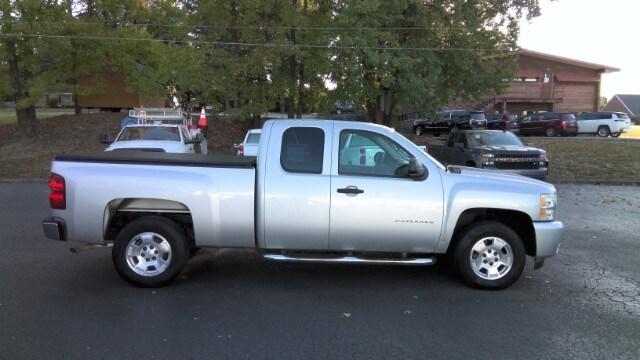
(0, 113, 249, 180)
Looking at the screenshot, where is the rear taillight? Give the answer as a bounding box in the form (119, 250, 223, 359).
(238, 144, 244, 156)
(48, 173, 66, 209)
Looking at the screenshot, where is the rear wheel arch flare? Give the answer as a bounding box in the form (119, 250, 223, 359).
(104, 198, 193, 241)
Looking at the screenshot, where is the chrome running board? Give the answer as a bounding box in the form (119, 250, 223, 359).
(263, 254, 435, 266)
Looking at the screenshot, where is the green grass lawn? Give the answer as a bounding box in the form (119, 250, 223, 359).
(526, 138, 640, 183)
(0, 108, 76, 125)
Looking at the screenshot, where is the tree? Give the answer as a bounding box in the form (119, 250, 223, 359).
(0, 0, 70, 134)
(599, 96, 607, 111)
(0, 0, 174, 134)
(330, 0, 540, 125)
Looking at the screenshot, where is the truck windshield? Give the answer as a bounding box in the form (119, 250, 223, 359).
(117, 127, 181, 142)
(467, 132, 523, 147)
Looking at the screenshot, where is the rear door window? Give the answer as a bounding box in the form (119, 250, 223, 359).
(281, 127, 325, 174)
(616, 113, 630, 119)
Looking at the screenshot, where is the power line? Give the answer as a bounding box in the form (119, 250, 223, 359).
(0, 33, 515, 52)
(0, 20, 474, 31)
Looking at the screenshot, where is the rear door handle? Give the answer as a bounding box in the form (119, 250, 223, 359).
(337, 186, 364, 195)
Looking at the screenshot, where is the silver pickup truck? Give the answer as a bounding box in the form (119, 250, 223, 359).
(42, 120, 563, 289)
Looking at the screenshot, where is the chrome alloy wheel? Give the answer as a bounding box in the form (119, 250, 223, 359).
(469, 237, 513, 280)
(125, 232, 172, 277)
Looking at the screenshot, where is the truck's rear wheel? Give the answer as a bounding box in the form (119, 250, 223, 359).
(454, 221, 525, 290)
(112, 216, 189, 287)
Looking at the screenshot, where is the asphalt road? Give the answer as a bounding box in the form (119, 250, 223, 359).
(1, 183, 639, 360)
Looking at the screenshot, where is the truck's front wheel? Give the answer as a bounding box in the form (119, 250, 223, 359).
(112, 216, 189, 287)
(454, 221, 525, 290)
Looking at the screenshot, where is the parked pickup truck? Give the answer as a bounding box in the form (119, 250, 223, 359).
(429, 130, 548, 179)
(42, 120, 563, 289)
(102, 124, 207, 154)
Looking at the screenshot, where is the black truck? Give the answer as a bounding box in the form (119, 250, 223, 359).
(428, 130, 548, 179)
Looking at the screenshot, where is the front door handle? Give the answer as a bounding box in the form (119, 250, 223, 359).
(337, 186, 364, 195)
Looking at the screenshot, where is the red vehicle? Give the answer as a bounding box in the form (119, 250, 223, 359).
(519, 112, 578, 137)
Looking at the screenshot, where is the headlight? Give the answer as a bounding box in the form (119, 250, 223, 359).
(539, 153, 548, 166)
(539, 194, 556, 221)
(481, 152, 495, 167)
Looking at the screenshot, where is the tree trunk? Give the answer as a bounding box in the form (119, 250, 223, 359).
(296, 61, 304, 119)
(287, 0, 297, 119)
(6, 39, 37, 134)
(365, 98, 377, 123)
(16, 106, 37, 135)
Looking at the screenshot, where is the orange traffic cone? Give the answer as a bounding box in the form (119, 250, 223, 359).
(198, 108, 207, 126)
(197, 107, 208, 135)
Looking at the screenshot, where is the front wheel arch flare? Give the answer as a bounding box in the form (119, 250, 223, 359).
(447, 208, 536, 257)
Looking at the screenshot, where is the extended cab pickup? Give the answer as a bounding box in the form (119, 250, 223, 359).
(42, 120, 563, 289)
(429, 130, 548, 179)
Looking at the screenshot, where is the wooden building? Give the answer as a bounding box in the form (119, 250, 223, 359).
(484, 49, 619, 115)
(77, 68, 165, 110)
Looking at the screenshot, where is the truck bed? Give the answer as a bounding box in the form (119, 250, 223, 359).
(55, 152, 256, 168)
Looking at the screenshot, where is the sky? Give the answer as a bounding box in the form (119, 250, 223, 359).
(518, 0, 638, 100)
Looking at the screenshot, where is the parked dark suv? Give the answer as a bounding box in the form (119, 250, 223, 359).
(413, 110, 487, 135)
(334, 100, 355, 114)
(486, 113, 520, 134)
(519, 112, 578, 137)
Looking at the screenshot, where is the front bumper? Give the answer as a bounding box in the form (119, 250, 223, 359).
(533, 220, 563, 264)
(42, 217, 67, 241)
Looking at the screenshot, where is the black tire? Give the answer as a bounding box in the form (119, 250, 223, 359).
(454, 221, 526, 290)
(465, 161, 477, 167)
(112, 216, 189, 287)
(336, 108, 342, 114)
(611, 132, 621, 138)
(414, 125, 424, 136)
(597, 126, 611, 137)
(545, 127, 556, 137)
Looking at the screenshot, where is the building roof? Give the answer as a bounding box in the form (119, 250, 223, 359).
(519, 49, 620, 73)
(613, 94, 640, 116)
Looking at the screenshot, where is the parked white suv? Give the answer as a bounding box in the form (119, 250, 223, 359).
(576, 112, 631, 137)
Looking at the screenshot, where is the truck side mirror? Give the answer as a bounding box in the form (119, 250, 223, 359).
(100, 134, 114, 145)
(408, 157, 427, 181)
